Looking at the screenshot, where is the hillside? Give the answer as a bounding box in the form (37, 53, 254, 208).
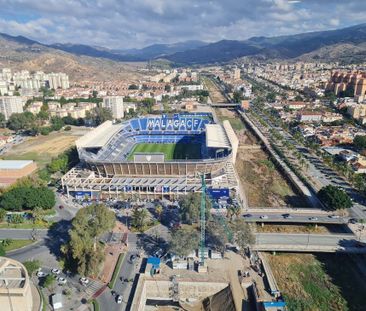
(165, 23, 366, 64)
(0, 33, 143, 81)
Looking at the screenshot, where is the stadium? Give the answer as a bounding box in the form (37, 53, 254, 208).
(62, 113, 239, 199)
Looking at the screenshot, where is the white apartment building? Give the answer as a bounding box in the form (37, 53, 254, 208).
(0, 96, 25, 120)
(102, 96, 124, 119)
(47, 73, 69, 89)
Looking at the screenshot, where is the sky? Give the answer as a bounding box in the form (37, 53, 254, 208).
(0, 0, 365, 49)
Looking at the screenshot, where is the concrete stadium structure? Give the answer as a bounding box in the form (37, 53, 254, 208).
(0, 257, 36, 311)
(62, 113, 239, 199)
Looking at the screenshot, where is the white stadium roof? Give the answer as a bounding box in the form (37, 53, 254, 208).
(0, 160, 33, 170)
(205, 124, 231, 149)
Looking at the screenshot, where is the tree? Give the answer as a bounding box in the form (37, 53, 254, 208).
(92, 90, 98, 98)
(23, 260, 41, 276)
(50, 116, 64, 131)
(62, 204, 115, 276)
(7, 112, 35, 131)
(32, 207, 43, 224)
(206, 218, 231, 254)
(128, 84, 139, 90)
(353, 135, 366, 150)
(318, 185, 352, 210)
(9, 214, 25, 224)
(155, 205, 163, 221)
(0, 208, 6, 222)
(0, 244, 5, 256)
(93, 107, 113, 125)
(131, 207, 149, 231)
(169, 227, 199, 257)
(233, 91, 244, 103)
(0, 113, 5, 127)
(43, 274, 55, 290)
(179, 193, 211, 224)
(230, 219, 255, 254)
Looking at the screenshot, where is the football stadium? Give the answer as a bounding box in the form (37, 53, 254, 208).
(62, 113, 239, 199)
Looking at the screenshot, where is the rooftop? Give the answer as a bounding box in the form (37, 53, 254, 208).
(206, 124, 231, 149)
(0, 160, 33, 170)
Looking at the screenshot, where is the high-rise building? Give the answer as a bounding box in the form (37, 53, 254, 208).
(102, 96, 124, 119)
(0, 96, 25, 120)
(233, 68, 241, 80)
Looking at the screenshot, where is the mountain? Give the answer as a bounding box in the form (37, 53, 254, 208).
(165, 23, 366, 64)
(48, 40, 206, 62)
(0, 33, 143, 81)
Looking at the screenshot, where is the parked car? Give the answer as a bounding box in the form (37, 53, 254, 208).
(79, 277, 90, 285)
(51, 268, 61, 275)
(58, 205, 64, 209)
(36, 271, 46, 277)
(282, 213, 292, 219)
(116, 295, 123, 304)
(57, 277, 67, 285)
(309, 217, 318, 221)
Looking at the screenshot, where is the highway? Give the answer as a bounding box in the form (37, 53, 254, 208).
(242, 212, 348, 225)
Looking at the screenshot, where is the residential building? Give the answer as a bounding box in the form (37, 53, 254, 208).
(0, 96, 25, 120)
(298, 111, 322, 123)
(102, 96, 124, 119)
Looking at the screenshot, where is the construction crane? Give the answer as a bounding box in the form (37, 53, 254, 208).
(199, 174, 206, 266)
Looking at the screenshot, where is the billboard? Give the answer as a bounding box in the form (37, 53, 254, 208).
(207, 188, 229, 199)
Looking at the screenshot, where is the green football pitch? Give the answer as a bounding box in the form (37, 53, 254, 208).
(128, 143, 202, 160)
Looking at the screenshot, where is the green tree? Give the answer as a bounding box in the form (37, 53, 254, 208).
(94, 107, 113, 125)
(0, 208, 6, 222)
(50, 116, 64, 131)
(7, 112, 35, 131)
(92, 90, 98, 98)
(155, 205, 163, 221)
(353, 135, 366, 150)
(230, 219, 255, 254)
(179, 193, 211, 224)
(169, 227, 199, 257)
(37, 110, 49, 121)
(206, 218, 230, 254)
(0, 244, 5, 256)
(0, 113, 5, 127)
(23, 260, 41, 276)
(9, 214, 25, 224)
(318, 185, 352, 210)
(131, 207, 149, 232)
(62, 204, 115, 276)
(43, 274, 55, 289)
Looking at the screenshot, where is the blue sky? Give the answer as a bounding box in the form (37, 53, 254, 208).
(0, 0, 365, 49)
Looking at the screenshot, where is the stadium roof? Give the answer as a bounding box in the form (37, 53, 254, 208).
(0, 160, 33, 170)
(206, 124, 231, 149)
(76, 121, 121, 148)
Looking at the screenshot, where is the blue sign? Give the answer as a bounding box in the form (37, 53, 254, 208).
(207, 188, 229, 199)
(163, 186, 170, 193)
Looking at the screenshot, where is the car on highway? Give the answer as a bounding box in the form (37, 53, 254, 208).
(116, 295, 123, 304)
(130, 254, 137, 263)
(79, 277, 90, 285)
(36, 271, 46, 277)
(57, 277, 67, 285)
(309, 217, 318, 221)
(51, 268, 61, 275)
(282, 213, 292, 219)
(329, 215, 340, 219)
(243, 214, 252, 218)
(260, 215, 269, 219)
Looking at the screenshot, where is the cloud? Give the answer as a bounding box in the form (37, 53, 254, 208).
(0, 0, 364, 49)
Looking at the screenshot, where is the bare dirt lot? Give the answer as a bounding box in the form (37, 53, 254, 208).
(2, 126, 90, 167)
(216, 108, 308, 208)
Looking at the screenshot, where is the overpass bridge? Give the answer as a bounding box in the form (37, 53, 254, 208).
(209, 102, 241, 108)
(254, 233, 366, 253)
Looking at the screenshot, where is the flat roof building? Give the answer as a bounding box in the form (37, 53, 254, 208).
(0, 160, 37, 188)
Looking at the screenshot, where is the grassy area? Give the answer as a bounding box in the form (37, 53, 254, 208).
(2, 239, 34, 252)
(0, 221, 52, 229)
(92, 299, 100, 311)
(128, 143, 202, 160)
(2, 151, 53, 168)
(267, 253, 366, 311)
(108, 253, 125, 289)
